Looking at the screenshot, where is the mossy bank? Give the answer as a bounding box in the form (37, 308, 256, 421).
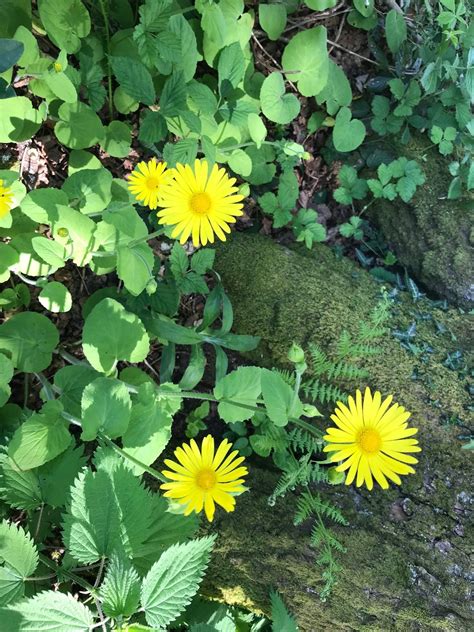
(200, 233, 473, 631)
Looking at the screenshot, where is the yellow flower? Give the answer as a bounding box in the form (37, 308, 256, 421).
(0, 180, 14, 219)
(127, 159, 173, 210)
(323, 387, 421, 491)
(156, 159, 244, 247)
(161, 435, 248, 522)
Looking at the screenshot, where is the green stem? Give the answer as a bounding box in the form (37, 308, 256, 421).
(99, 434, 167, 483)
(128, 228, 165, 248)
(38, 554, 98, 595)
(98, 0, 114, 120)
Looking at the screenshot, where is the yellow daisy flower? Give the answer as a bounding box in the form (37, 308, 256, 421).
(156, 159, 244, 247)
(0, 179, 14, 219)
(161, 434, 248, 522)
(323, 387, 421, 491)
(127, 159, 173, 210)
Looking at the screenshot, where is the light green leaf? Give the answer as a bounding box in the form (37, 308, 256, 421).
(247, 113, 267, 148)
(282, 27, 328, 97)
(82, 298, 150, 374)
(141, 536, 216, 629)
(0, 454, 43, 511)
(259, 4, 287, 41)
(81, 377, 132, 441)
(305, 0, 337, 8)
(20, 188, 68, 224)
(261, 369, 303, 427)
(55, 101, 105, 149)
(260, 72, 300, 124)
(0, 96, 42, 142)
(100, 553, 141, 618)
(54, 364, 100, 418)
(36, 444, 87, 508)
(1, 591, 94, 630)
(0, 521, 38, 605)
(333, 107, 366, 152)
(63, 167, 112, 213)
(38, 281, 72, 313)
(228, 149, 252, 177)
(44, 71, 77, 103)
(117, 243, 154, 297)
(0, 352, 13, 406)
(31, 236, 67, 268)
(38, 0, 90, 53)
(214, 366, 262, 423)
(0, 312, 59, 373)
(218, 42, 245, 97)
(8, 401, 71, 470)
(102, 121, 132, 158)
(385, 9, 407, 54)
(353, 0, 374, 17)
(63, 464, 153, 564)
(0, 243, 18, 283)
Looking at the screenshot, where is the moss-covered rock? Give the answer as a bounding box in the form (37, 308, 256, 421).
(370, 136, 474, 308)
(201, 233, 473, 631)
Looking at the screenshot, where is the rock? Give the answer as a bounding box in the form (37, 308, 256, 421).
(201, 233, 473, 631)
(370, 136, 474, 309)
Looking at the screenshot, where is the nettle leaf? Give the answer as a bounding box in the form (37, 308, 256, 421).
(214, 366, 262, 423)
(385, 9, 407, 54)
(100, 553, 141, 618)
(63, 464, 153, 564)
(111, 55, 156, 105)
(55, 101, 105, 149)
(270, 591, 299, 632)
(259, 4, 287, 41)
(0, 96, 42, 142)
(0, 454, 43, 511)
(260, 72, 300, 124)
(133, 495, 198, 574)
(0, 520, 38, 605)
(122, 382, 180, 475)
(1, 591, 94, 630)
(282, 27, 328, 97)
(8, 401, 71, 470)
(81, 377, 132, 441)
(333, 107, 366, 152)
(36, 444, 87, 508)
(0, 312, 59, 373)
(82, 298, 150, 374)
(38, 281, 72, 313)
(38, 0, 90, 53)
(261, 369, 303, 427)
(141, 536, 216, 629)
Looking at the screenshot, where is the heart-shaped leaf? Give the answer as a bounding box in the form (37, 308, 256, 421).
(333, 107, 366, 152)
(260, 72, 300, 124)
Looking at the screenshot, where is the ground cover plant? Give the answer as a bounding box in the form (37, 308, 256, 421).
(0, 1, 472, 630)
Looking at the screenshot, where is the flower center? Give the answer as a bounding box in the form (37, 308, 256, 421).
(146, 176, 160, 190)
(357, 428, 381, 454)
(190, 192, 211, 214)
(196, 468, 217, 491)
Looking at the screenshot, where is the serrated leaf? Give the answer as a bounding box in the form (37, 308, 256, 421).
(36, 444, 87, 508)
(160, 71, 187, 117)
(270, 591, 299, 632)
(111, 56, 156, 105)
(141, 536, 216, 629)
(0, 455, 42, 511)
(100, 553, 140, 618)
(0, 520, 38, 605)
(218, 42, 245, 97)
(1, 590, 94, 629)
(62, 464, 153, 564)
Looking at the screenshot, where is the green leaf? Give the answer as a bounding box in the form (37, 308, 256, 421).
(259, 4, 287, 41)
(147, 314, 203, 345)
(218, 42, 245, 97)
(159, 71, 187, 117)
(228, 149, 252, 177)
(102, 121, 132, 158)
(38, 281, 72, 313)
(0, 39, 24, 72)
(81, 377, 132, 441)
(333, 107, 366, 152)
(83, 298, 150, 374)
(1, 591, 94, 630)
(38, 0, 90, 53)
(8, 401, 71, 470)
(36, 444, 87, 508)
(20, 188, 68, 224)
(117, 243, 154, 297)
(55, 101, 105, 149)
(122, 383, 178, 475)
(44, 71, 77, 103)
(247, 113, 267, 148)
(353, 0, 374, 17)
(0, 454, 43, 510)
(260, 72, 300, 124)
(110, 55, 155, 105)
(0, 352, 13, 406)
(281, 27, 328, 97)
(214, 366, 262, 423)
(385, 9, 407, 54)
(31, 236, 67, 269)
(261, 369, 303, 427)
(168, 14, 199, 82)
(139, 110, 167, 144)
(0, 243, 18, 283)
(100, 553, 141, 618)
(270, 591, 299, 632)
(0, 312, 59, 373)
(141, 536, 216, 629)
(0, 1, 31, 39)
(63, 464, 153, 563)
(306, 0, 337, 8)
(191, 249, 215, 275)
(0, 521, 38, 605)
(0, 96, 42, 142)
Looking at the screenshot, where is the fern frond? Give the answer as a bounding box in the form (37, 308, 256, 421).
(288, 428, 322, 455)
(301, 379, 347, 405)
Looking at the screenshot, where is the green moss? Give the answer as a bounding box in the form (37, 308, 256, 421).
(202, 234, 473, 631)
(371, 135, 474, 308)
